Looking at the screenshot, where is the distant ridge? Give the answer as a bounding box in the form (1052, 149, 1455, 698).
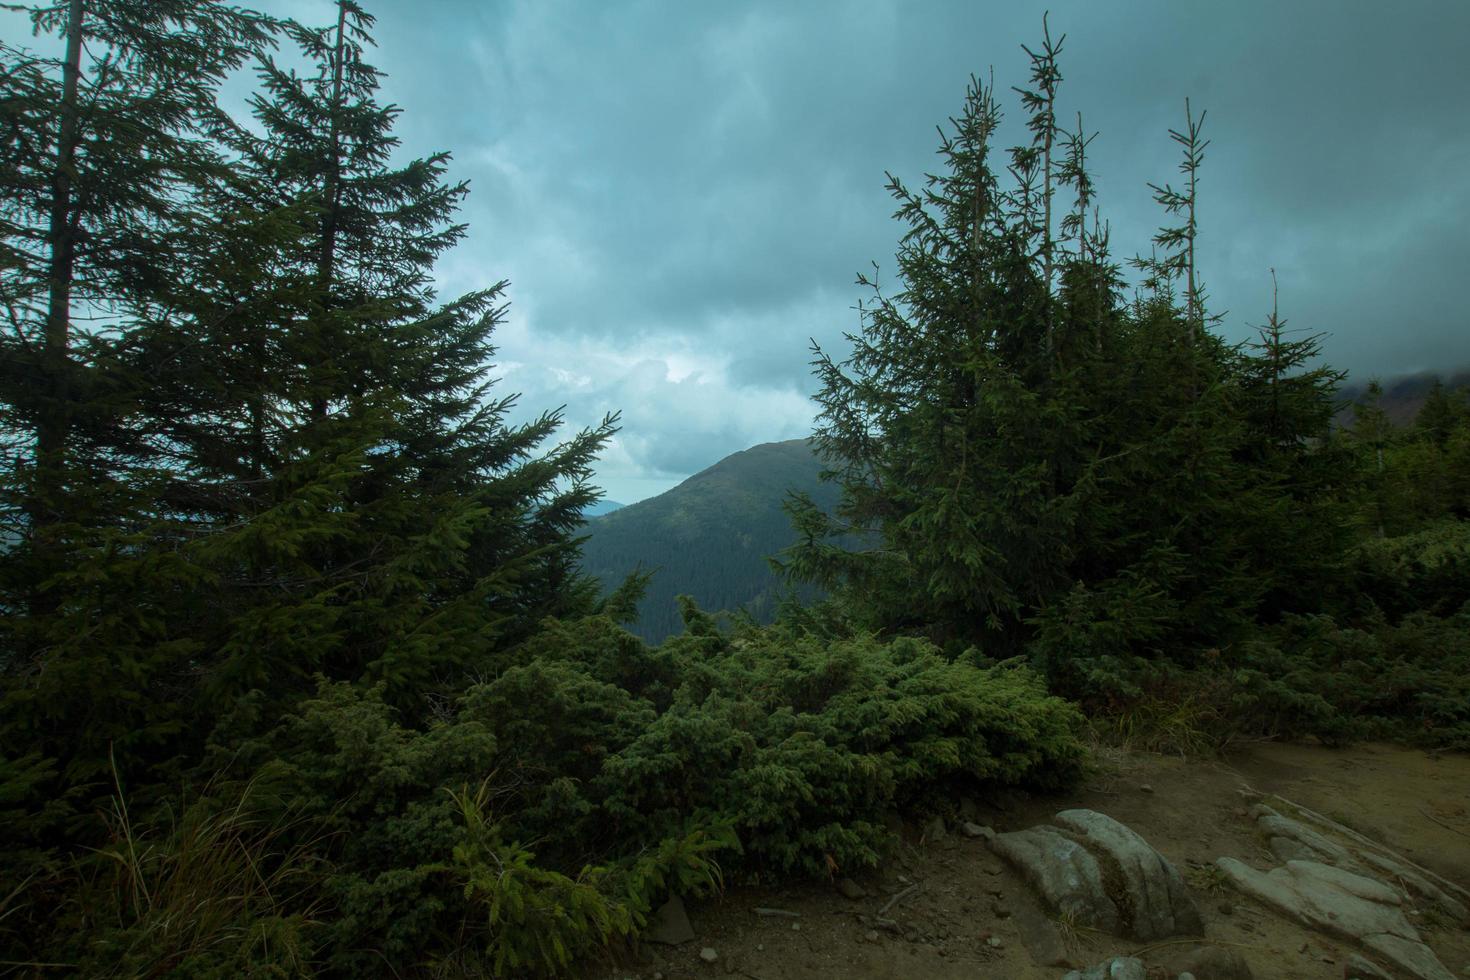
(1338, 367, 1470, 426)
(578, 438, 838, 642)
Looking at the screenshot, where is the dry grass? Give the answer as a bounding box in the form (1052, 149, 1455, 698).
(79, 760, 328, 977)
(1089, 691, 1236, 758)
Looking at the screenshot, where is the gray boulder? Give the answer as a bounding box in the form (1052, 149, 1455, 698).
(645, 895, 695, 946)
(1055, 808, 1204, 940)
(988, 824, 1120, 933)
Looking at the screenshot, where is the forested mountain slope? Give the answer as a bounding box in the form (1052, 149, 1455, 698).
(1338, 369, 1470, 426)
(579, 438, 839, 641)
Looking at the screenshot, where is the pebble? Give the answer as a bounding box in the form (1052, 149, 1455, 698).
(865, 930, 879, 943)
(1139, 783, 1155, 794)
(700, 947, 718, 963)
(987, 936, 1003, 948)
(992, 903, 1012, 919)
(791, 923, 800, 931)
(837, 877, 866, 900)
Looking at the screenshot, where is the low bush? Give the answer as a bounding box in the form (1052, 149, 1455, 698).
(36, 607, 1079, 975)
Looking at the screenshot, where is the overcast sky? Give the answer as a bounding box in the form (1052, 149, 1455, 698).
(10, 2, 1470, 502)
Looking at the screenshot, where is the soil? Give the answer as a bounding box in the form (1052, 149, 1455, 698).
(594, 741, 1470, 980)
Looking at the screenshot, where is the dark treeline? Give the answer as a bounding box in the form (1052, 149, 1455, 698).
(1, 4, 1465, 976)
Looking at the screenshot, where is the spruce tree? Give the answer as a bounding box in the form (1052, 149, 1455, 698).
(1, 0, 616, 824)
(780, 29, 1352, 699)
(128, 0, 619, 710)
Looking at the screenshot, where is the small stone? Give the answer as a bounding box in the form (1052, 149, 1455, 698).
(1139, 783, 1155, 794)
(791, 923, 800, 931)
(992, 903, 1012, 918)
(1179, 974, 1197, 980)
(1298, 942, 1309, 954)
(987, 936, 1003, 948)
(961, 821, 992, 839)
(699, 947, 718, 963)
(837, 877, 867, 900)
(1320, 955, 1335, 964)
(924, 815, 947, 841)
(865, 930, 879, 943)
(982, 861, 1004, 876)
(646, 895, 696, 946)
(755, 945, 763, 952)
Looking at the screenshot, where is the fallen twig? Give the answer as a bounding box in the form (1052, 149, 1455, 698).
(1129, 937, 1259, 957)
(878, 882, 921, 917)
(752, 907, 801, 918)
(1419, 807, 1470, 840)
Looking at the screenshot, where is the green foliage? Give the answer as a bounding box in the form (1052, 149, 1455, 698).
(1352, 519, 1470, 619)
(777, 28, 1355, 717)
(1231, 607, 1470, 750)
(469, 614, 1086, 880)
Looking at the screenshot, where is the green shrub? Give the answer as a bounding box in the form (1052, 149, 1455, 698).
(178, 609, 1084, 974)
(1230, 608, 1470, 749)
(469, 612, 1087, 880)
(1352, 518, 1470, 619)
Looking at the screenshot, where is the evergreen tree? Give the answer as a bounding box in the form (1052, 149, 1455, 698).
(1, 0, 615, 829)
(117, 0, 619, 713)
(0, 0, 274, 784)
(779, 31, 1352, 698)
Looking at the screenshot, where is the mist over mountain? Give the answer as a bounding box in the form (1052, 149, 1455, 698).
(578, 438, 839, 642)
(1339, 368, 1470, 426)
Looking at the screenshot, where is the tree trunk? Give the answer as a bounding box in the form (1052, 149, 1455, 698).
(36, 0, 85, 516)
(311, 0, 348, 421)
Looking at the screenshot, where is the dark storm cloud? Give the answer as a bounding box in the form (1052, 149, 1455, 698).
(10, 0, 1466, 500)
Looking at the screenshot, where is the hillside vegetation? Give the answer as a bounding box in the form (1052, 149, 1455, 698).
(1, 5, 1466, 977)
(579, 439, 838, 641)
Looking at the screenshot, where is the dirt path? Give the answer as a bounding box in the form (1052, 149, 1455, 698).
(597, 742, 1470, 980)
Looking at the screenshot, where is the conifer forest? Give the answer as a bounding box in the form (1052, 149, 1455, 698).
(1, 3, 1467, 976)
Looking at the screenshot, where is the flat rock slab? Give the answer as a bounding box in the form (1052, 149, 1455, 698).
(1256, 798, 1470, 920)
(1214, 858, 1454, 980)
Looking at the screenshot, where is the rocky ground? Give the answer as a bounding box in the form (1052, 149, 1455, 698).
(590, 741, 1470, 980)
